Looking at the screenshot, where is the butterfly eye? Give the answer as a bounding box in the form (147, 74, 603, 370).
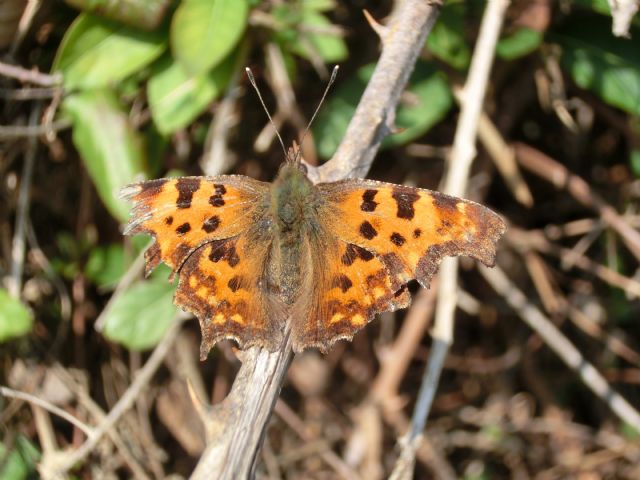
(297, 163, 308, 175)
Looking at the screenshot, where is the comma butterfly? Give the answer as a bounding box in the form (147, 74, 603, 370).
(121, 149, 506, 358)
(121, 69, 506, 359)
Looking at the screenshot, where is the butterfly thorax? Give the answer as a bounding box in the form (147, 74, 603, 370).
(268, 162, 320, 304)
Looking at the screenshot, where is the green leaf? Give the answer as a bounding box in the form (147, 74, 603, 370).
(571, 0, 612, 15)
(171, 0, 248, 75)
(85, 244, 127, 288)
(313, 61, 453, 159)
(554, 14, 640, 116)
(297, 10, 348, 62)
(62, 90, 147, 221)
(148, 52, 237, 134)
(52, 13, 166, 90)
(302, 0, 335, 11)
(386, 64, 453, 147)
(0, 437, 40, 479)
(426, 3, 470, 70)
(102, 277, 177, 350)
(0, 288, 33, 343)
(497, 28, 542, 60)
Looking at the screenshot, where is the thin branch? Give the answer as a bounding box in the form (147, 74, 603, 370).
(0, 60, 62, 87)
(10, 0, 42, 56)
(0, 386, 93, 436)
(0, 119, 71, 140)
(309, 0, 443, 183)
(475, 104, 533, 207)
(201, 41, 249, 176)
(407, 0, 510, 452)
(479, 264, 640, 432)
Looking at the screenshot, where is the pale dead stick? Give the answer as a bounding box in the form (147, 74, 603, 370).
(390, 2, 512, 478)
(189, 2, 446, 479)
(451, 84, 534, 208)
(0, 386, 93, 436)
(607, 0, 639, 37)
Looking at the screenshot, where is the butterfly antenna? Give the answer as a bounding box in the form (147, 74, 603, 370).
(245, 67, 288, 158)
(294, 65, 339, 163)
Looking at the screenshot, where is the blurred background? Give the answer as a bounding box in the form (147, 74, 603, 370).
(1, 0, 640, 478)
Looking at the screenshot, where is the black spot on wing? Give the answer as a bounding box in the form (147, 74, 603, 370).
(209, 184, 227, 207)
(227, 276, 241, 292)
(392, 187, 420, 220)
(333, 274, 353, 293)
(226, 245, 240, 267)
(202, 216, 220, 233)
(176, 222, 191, 235)
(136, 178, 167, 199)
(176, 177, 201, 209)
(433, 193, 460, 212)
(359, 221, 377, 239)
(341, 244, 375, 266)
(207, 241, 240, 267)
(360, 189, 378, 212)
(390, 232, 406, 246)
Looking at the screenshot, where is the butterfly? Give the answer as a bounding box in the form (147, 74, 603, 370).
(121, 144, 506, 359)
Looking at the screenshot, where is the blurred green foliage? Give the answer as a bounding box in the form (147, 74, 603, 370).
(101, 265, 178, 350)
(0, 289, 33, 343)
(0, 437, 40, 479)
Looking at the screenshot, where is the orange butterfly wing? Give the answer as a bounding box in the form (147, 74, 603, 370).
(291, 179, 506, 351)
(121, 176, 282, 357)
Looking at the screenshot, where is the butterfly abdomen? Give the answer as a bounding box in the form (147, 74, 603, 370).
(265, 163, 324, 305)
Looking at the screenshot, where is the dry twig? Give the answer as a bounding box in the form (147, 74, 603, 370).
(400, 1, 510, 472)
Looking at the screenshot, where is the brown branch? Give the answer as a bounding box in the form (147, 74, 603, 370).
(0, 61, 62, 87)
(190, 332, 293, 479)
(309, 0, 443, 183)
(190, 1, 443, 478)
